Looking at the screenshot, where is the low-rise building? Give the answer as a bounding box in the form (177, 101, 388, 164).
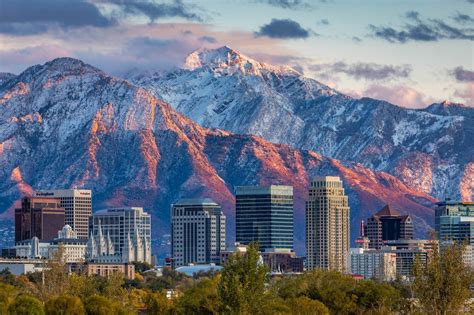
(85, 262, 135, 279)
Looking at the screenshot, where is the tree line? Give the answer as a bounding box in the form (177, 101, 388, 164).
(0, 242, 473, 314)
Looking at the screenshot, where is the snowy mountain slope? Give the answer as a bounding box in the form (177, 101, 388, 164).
(130, 46, 473, 202)
(0, 58, 436, 253)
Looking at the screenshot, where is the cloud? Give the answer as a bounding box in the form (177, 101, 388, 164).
(346, 84, 436, 108)
(453, 83, 474, 106)
(310, 61, 412, 81)
(369, 12, 474, 43)
(318, 19, 329, 25)
(452, 12, 474, 24)
(451, 66, 474, 82)
(352, 36, 362, 42)
(256, 19, 311, 39)
(106, 0, 205, 22)
(0, 0, 115, 35)
(254, 0, 312, 10)
(199, 35, 217, 43)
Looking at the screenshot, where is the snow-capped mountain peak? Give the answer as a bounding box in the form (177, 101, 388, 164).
(183, 46, 300, 76)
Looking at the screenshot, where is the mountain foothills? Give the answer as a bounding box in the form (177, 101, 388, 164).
(130, 46, 474, 202)
(0, 57, 443, 252)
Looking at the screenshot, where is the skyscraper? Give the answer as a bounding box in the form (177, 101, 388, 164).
(306, 176, 350, 272)
(34, 189, 92, 239)
(15, 197, 65, 242)
(365, 204, 413, 249)
(235, 185, 293, 251)
(88, 207, 152, 264)
(171, 199, 226, 268)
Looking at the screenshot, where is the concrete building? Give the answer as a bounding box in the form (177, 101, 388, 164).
(171, 199, 226, 268)
(365, 204, 413, 249)
(34, 189, 92, 239)
(15, 197, 65, 242)
(15, 225, 87, 263)
(236, 185, 294, 251)
(349, 248, 397, 281)
(306, 176, 350, 272)
(0, 259, 45, 275)
(85, 262, 135, 279)
(88, 207, 152, 264)
(261, 249, 304, 273)
(382, 239, 436, 279)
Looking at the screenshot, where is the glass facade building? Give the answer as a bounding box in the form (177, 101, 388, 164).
(235, 185, 294, 251)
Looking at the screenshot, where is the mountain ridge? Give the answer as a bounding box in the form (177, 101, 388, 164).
(0, 57, 438, 254)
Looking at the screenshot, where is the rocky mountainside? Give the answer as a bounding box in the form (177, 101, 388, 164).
(130, 46, 473, 202)
(0, 58, 436, 253)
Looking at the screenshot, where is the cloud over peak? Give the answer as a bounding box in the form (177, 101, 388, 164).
(311, 61, 412, 81)
(256, 19, 311, 39)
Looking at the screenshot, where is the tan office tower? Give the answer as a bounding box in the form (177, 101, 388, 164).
(34, 189, 92, 239)
(306, 176, 350, 272)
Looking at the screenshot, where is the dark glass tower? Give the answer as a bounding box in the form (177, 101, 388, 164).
(235, 185, 293, 251)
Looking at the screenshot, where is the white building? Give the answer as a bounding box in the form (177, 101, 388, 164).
(34, 189, 92, 239)
(171, 199, 226, 268)
(349, 247, 397, 281)
(88, 207, 152, 264)
(15, 225, 87, 263)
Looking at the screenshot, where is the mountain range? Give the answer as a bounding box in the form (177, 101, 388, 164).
(130, 46, 473, 203)
(0, 47, 471, 255)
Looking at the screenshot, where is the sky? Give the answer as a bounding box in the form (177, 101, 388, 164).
(0, 0, 473, 108)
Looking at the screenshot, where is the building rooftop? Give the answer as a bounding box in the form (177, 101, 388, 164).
(235, 185, 293, 195)
(172, 198, 219, 206)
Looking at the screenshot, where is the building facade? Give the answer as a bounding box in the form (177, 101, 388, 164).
(88, 207, 152, 264)
(35, 189, 92, 239)
(15, 225, 87, 263)
(365, 204, 413, 249)
(171, 199, 226, 268)
(349, 248, 397, 281)
(15, 197, 65, 242)
(306, 176, 350, 272)
(236, 185, 294, 251)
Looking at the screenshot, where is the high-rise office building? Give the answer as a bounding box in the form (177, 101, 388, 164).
(435, 200, 474, 267)
(306, 176, 350, 272)
(171, 199, 226, 268)
(235, 185, 293, 251)
(365, 204, 413, 249)
(34, 189, 92, 239)
(88, 207, 152, 264)
(15, 197, 65, 242)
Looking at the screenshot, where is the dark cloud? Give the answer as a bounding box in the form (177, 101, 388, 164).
(452, 12, 474, 24)
(451, 66, 474, 82)
(254, 0, 312, 10)
(199, 35, 217, 43)
(369, 12, 474, 43)
(318, 19, 329, 25)
(0, 0, 115, 35)
(256, 19, 311, 39)
(107, 0, 205, 22)
(310, 62, 412, 81)
(352, 36, 362, 42)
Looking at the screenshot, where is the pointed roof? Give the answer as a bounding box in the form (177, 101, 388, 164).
(375, 204, 400, 217)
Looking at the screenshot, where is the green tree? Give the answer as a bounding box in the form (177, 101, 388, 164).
(44, 295, 85, 315)
(286, 296, 329, 315)
(84, 295, 115, 315)
(8, 295, 44, 315)
(0, 283, 18, 314)
(413, 241, 474, 314)
(145, 291, 173, 315)
(353, 280, 400, 314)
(176, 277, 219, 314)
(217, 242, 268, 314)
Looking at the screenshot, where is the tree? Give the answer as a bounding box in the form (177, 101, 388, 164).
(84, 295, 115, 315)
(145, 291, 173, 315)
(217, 242, 268, 314)
(40, 246, 69, 299)
(8, 295, 44, 315)
(176, 277, 219, 314)
(44, 295, 85, 315)
(286, 296, 329, 315)
(353, 280, 400, 314)
(413, 241, 474, 314)
(0, 283, 18, 314)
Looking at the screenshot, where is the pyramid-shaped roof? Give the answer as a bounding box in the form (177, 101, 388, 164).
(375, 204, 400, 217)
